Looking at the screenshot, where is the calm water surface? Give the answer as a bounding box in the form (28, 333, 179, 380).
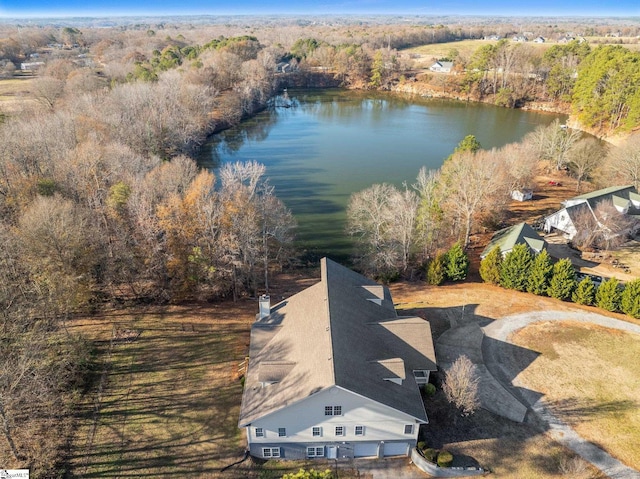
(200, 89, 565, 261)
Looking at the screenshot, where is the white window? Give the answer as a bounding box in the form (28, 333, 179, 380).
(255, 427, 264, 438)
(324, 405, 343, 416)
(404, 424, 414, 435)
(413, 370, 429, 385)
(262, 447, 281, 458)
(312, 426, 322, 437)
(307, 446, 325, 457)
(335, 426, 345, 436)
(355, 425, 364, 436)
(278, 427, 286, 437)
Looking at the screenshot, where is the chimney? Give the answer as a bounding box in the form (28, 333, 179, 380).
(258, 294, 271, 320)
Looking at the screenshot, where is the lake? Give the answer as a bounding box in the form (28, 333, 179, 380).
(199, 89, 565, 261)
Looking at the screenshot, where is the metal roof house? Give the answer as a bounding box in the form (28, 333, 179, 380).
(544, 185, 640, 239)
(481, 222, 547, 258)
(238, 258, 437, 460)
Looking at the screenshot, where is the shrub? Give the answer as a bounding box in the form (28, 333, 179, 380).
(437, 450, 454, 467)
(572, 277, 595, 305)
(423, 448, 438, 463)
(620, 278, 640, 318)
(417, 441, 427, 452)
(527, 249, 552, 295)
(423, 383, 436, 397)
(547, 258, 577, 301)
(596, 277, 621, 312)
(426, 253, 446, 285)
(479, 246, 502, 285)
(444, 242, 469, 281)
(500, 243, 533, 291)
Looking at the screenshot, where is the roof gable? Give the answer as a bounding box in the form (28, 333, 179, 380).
(238, 258, 436, 426)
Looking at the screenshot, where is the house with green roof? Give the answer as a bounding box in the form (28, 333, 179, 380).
(238, 258, 437, 461)
(544, 185, 640, 239)
(481, 222, 547, 259)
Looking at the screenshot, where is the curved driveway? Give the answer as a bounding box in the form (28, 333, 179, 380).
(483, 311, 640, 479)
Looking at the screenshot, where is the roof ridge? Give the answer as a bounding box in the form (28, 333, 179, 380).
(321, 257, 337, 385)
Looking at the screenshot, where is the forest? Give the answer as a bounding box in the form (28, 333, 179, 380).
(1, 15, 640, 476)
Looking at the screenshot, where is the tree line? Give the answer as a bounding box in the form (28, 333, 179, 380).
(481, 244, 640, 318)
(0, 26, 298, 474)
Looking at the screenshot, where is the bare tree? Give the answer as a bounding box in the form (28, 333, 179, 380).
(440, 149, 508, 247)
(443, 355, 480, 417)
(601, 134, 640, 189)
(571, 199, 635, 250)
(567, 138, 606, 192)
(528, 119, 582, 170)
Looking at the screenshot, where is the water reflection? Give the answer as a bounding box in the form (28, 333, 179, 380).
(198, 89, 565, 261)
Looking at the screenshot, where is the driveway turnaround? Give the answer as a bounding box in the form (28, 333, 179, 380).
(482, 311, 640, 479)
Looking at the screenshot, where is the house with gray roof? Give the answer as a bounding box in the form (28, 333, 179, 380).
(481, 222, 547, 259)
(238, 258, 437, 461)
(544, 185, 640, 239)
(429, 61, 453, 73)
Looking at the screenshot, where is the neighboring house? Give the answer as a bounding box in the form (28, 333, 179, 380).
(20, 61, 44, 71)
(544, 185, 640, 239)
(429, 61, 453, 73)
(533, 36, 546, 43)
(481, 222, 547, 258)
(238, 258, 437, 461)
(512, 35, 528, 42)
(511, 189, 533, 202)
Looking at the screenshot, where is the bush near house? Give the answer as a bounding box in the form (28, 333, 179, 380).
(437, 450, 454, 467)
(527, 249, 553, 295)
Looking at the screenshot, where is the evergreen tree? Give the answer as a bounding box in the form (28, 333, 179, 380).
(596, 277, 622, 312)
(500, 243, 533, 291)
(527, 249, 553, 295)
(572, 277, 596, 305)
(620, 278, 640, 318)
(426, 253, 446, 285)
(547, 258, 577, 301)
(479, 246, 502, 285)
(445, 242, 469, 281)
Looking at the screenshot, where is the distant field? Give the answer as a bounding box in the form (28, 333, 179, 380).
(513, 321, 640, 471)
(0, 76, 35, 112)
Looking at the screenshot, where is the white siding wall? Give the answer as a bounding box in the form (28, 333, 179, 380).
(247, 386, 421, 446)
(544, 209, 577, 238)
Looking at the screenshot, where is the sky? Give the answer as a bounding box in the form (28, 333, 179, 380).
(0, 0, 639, 18)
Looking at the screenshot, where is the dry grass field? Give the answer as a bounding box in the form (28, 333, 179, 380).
(512, 321, 640, 471)
(0, 76, 36, 113)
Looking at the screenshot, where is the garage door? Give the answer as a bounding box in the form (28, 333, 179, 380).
(383, 442, 409, 457)
(354, 442, 379, 457)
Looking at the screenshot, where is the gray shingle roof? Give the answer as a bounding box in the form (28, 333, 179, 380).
(238, 258, 437, 427)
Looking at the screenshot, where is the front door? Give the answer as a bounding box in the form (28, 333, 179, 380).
(326, 445, 338, 459)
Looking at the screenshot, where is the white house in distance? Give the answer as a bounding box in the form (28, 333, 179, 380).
(429, 60, 453, 73)
(544, 185, 640, 239)
(238, 258, 437, 461)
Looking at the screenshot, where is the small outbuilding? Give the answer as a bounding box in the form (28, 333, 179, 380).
(481, 222, 547, 258)
(511, 189, 533, 202)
